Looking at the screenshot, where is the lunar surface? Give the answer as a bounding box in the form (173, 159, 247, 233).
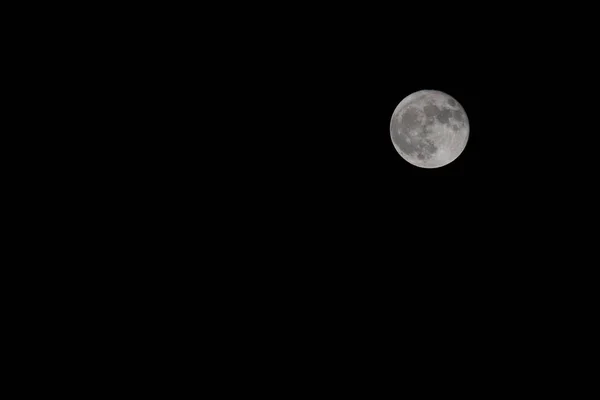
(390, 90, 469, 168)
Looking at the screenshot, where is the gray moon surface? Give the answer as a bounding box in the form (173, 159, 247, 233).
(390, 90, 469, 168)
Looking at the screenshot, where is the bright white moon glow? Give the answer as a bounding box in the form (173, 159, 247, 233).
(390, 90, 469, 168)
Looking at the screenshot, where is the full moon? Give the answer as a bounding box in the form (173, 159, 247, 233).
(390, 90, 469, 168)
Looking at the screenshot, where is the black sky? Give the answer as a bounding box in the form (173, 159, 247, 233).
(208, 4, 600, 270)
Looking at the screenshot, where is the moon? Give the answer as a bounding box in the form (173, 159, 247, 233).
(390, 90, 469, 168)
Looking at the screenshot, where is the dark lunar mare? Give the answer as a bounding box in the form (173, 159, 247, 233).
(453, 110, 464, 122)
(437, 108, 452, 124)
(423, 103, 440, 117)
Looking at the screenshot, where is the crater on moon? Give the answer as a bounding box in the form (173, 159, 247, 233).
(390, 90, 469, 168)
